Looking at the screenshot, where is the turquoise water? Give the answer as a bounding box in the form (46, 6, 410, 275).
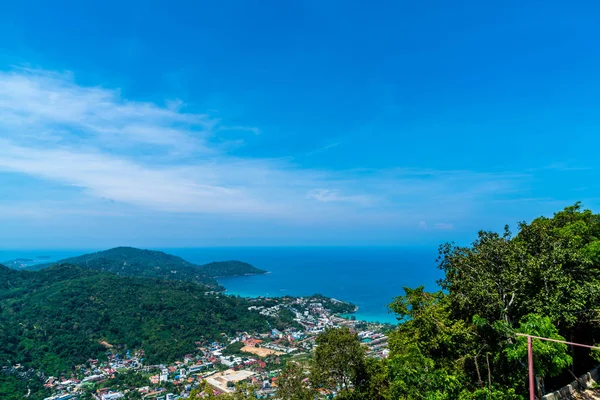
(167, 247, 443, 324)
(1, 247, 443, 324)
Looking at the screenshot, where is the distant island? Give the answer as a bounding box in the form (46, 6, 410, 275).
(14, 246, 268, 290)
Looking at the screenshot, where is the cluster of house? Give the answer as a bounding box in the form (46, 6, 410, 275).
(43, 297, 389, 400)
(358, 330, 390, 358)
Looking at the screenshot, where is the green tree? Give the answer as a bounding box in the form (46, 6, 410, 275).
(387, 287, 471, 399)
(190, 380, 260, 400)
(433, 204, 600, 393)
(275, 362, 316, 400)
(458, 387, 522, 400)
(358, 357, 388, 400)
(438, 227, 525, 326)
(224, 382, 260, 400)
(505, 314, 572, 397)
(310, 327, 368, 398)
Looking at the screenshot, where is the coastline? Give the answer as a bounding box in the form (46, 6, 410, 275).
(338, 311, 396, 325)
(211, 271, 270, 279)
(222, 287, 398, 324)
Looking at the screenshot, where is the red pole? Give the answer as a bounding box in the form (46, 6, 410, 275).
(514, 332, 600, 397)
(528, 335, 535, 400)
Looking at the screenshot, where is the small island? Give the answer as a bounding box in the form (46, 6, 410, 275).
(201, 260, 267, 277)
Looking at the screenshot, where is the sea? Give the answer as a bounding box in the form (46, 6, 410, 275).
(0, 247, 443, 324)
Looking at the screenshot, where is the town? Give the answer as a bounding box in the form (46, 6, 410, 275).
(41, 295, 391, 400)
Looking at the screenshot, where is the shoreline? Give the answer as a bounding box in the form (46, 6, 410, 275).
(222, 287, 397, 324)
(211, 271, 270, 279)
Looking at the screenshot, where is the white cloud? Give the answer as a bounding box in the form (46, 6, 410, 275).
(218, 125, 261, 135)
(0, 67, 530, 228)
(0, 68, 212, 152)
(165, 98, 185, 112)
(307, 189, 373, 206)
(0, 140, 263, 214)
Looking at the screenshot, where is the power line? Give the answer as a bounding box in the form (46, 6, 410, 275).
(515, 333, 600, 400)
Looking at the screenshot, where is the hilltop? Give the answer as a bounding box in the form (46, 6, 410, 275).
(21, 247, 267, 289)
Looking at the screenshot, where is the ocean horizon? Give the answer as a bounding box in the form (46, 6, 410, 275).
(0, 246, 443, 324)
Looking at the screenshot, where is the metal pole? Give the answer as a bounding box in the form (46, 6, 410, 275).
(514, 332, 600, 398)
(528, 335, 535, 400)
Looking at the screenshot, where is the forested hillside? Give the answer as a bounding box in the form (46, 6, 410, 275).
(0, 264, 292, 375)
(24, 247, 266, 289)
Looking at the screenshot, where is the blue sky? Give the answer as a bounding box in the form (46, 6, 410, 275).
(0, 0, 599, 248)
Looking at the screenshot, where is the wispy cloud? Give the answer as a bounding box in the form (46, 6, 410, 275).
(306, 141, 342, 156)
(0, 140, 261, 214)
(306, 189, 373, 206)
(527, 162, 593, 172)
(417, 221, 454, 231)
(0, 67, 533, 230)
(0, 68, 216, 153)
(218, 125, 261, 135)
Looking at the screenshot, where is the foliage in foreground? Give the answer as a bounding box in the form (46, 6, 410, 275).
(379, 203, 600, 398)
(208, 204, 600, 399)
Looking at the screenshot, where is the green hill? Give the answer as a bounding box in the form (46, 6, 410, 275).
(24, 247, 267, 289)
(201, 260, 268, 277)
(0, 264, 291, 376)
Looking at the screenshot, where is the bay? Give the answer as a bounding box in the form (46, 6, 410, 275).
(166, 246, 443, 324)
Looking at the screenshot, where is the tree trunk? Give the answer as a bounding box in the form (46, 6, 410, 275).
(486, 353, 492, 388)
(474, 356, 483, 387)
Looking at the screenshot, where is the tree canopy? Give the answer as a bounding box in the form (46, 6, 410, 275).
(386, 203, 600, 398)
